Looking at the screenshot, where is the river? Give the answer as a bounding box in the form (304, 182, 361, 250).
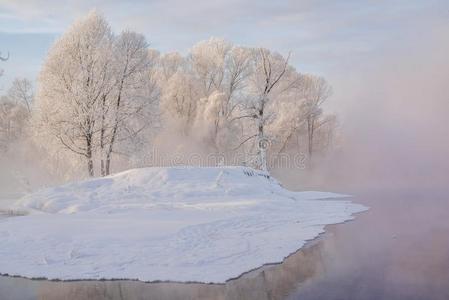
(1, 188, 448, 299)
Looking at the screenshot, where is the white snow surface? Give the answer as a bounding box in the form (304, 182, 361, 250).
(0, 166, 367, 283)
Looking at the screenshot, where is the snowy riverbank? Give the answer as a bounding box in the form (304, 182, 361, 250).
(0, 166, 367, 283)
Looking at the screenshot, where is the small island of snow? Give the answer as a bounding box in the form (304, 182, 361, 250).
(0, 166, 367, 283)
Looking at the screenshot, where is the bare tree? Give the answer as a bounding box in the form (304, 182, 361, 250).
(302, 75, 332, 161)
(314, 114, 338, 154)
(8, 78, 34, 113)
(0, 97, 28, 150)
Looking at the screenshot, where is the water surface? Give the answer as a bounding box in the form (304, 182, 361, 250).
(289, 188, 449, 300)
(1, 188, 448, 300)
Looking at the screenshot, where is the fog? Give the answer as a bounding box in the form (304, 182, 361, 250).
(282, 19, 449, 192)
(282, 21, 449, 299)
(3, 23, 449, 194)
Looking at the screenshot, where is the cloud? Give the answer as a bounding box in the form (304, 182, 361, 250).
(1, 0, 448, 87)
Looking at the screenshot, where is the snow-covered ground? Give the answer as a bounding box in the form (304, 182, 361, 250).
(0, 166, 367, 283)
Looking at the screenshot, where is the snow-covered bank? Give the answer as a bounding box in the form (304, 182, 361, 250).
(0, 167, 367, 283)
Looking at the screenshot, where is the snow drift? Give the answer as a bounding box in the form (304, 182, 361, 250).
(0, 166, 367, 283)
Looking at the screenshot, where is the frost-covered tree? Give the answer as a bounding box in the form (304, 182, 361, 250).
(224, 46, 252, 107)
(35, 11, 114, 177)
(193, 91, 228, 149)
(158, 52, 183, 81)
(99, 30, 156, 176)
(241, 48, 296, 171)
(160, 70, 200, 132)
(214, 46, 253, 152)
(0, 96, 29, 150)
(8, 78, 34, 113)
(0, 76, 32, 153)
(156, 40, 337, 172)
(32, 21, 337, 178)
(269, 94, 306, 156)
(157, 39, 256, 159)
(189, 38, 231, 98)
(313, 114, 338, 155)
(35, 12, 158, 177)
(190, 40, 252, 153)
(301, 75, 332, 160)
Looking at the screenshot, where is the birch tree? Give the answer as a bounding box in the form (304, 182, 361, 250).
(244, 48, 295, 171)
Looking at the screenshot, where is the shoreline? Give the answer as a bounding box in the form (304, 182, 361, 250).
(0, 214, 359, 299)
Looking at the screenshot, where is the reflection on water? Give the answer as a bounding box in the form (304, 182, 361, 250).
(1, 189, 448, 300)
(289, 188, 449, 300)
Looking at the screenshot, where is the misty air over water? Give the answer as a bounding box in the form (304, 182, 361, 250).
(1, 1, 448, 299)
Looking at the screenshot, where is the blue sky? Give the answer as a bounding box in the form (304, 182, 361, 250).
(0, 0, 448, 92)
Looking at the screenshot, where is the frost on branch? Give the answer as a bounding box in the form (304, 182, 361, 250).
(29, 12, 338, 178)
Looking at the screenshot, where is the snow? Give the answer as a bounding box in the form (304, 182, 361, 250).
(0, 166, 367, 283)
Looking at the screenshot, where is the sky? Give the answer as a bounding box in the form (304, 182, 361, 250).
(0, 0, 448, 93)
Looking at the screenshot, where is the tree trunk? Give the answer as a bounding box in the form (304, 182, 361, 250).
(307, 117, 315, 167)
(104, 78, 125, 176)
(87, 157, 94, 177)
(105, 141, 114, 176)
(99, 95, 107, 176)
(100, 160, 105, 177)
(257, 99, 268, 172)
(86, 135, 94, 177)
(104, 102, 120, 175)
(104, 105, 119, 175)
